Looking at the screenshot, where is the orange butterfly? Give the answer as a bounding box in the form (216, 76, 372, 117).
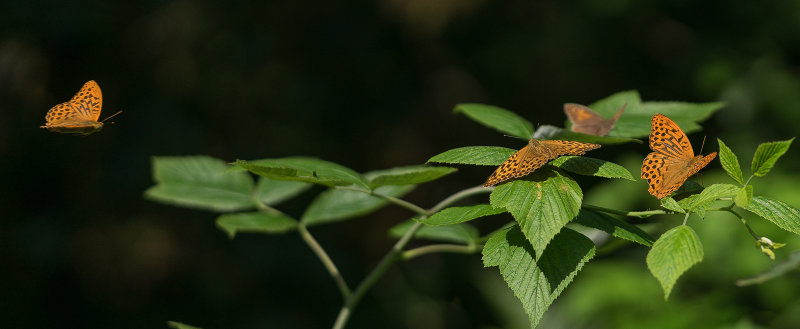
(40, 80, 121, 136)
(641, 113, 717, 199)
(564, 103, 625, 136)
(484, 139, 601, 186)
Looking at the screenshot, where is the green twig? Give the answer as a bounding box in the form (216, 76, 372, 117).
(725, 208, 760, 240)
(736, 251, 800, 286)
(335, 186, 429, 216)
(298, 223, 352, 300)
(429, 185, 492, 213)
(401, 243, 482, 260)
(582, 204, 670, 218)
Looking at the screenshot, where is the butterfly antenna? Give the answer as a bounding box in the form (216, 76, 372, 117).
(699, 135, 707, 154)
(101, 110, 123, 124)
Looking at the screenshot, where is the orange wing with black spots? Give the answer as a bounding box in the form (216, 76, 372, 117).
(641, 113, 717, 198)
(564, 103, 625, 136)
(484, 139, 601, 186)
(41, 80, 118, 136)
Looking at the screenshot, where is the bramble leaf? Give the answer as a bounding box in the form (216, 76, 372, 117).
(717, 139, 744, 185)
(482, 226, 595, 328)
(573, 210, 655, 246)
(744, 196, 800, 236)
(734, 185, 753, 208)
(420, 204, 506, 226)
(366, 165, 456, 188)
(751, 139, 794, 177)
(454, 103, 534, 139)
(233, 157, 368, 188)
(646, 225, 704, 299)
(427, 146, 515, 166)
(550, 156, 635, 181)
(389, 220, 478, 244)
(302, 185, 414, 226)
(216, 212, 298, 238)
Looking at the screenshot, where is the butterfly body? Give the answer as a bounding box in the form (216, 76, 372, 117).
(641, 113, 717, 199)
(564, 103, 625, 136)
(484, 138, 600, 186)
(41, 80, 115, 136)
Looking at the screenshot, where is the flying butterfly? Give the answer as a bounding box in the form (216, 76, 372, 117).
(564, 103, 625, 136)
(484, 138, 601, 186)
(40, 80, 122, 136)
(641, 113, 717, 199)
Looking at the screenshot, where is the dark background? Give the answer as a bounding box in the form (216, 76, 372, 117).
(3, 0, 800, 328)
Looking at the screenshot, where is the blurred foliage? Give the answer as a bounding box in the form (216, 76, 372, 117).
(2, 0, 800, 328)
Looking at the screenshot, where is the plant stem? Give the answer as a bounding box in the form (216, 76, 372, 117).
(401, 243, 482, 260)
(298, 223, 352, 300)
(725, 209, 760, 240)
(429, 185, 492, 213)
(582, 204, 670, 218)
(335, 186, 429, 216)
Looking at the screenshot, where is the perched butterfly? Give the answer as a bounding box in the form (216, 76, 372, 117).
(564, 103, 625, 136)
(641, 113, 717, 199)
(40, 80, 121, 136)
(484, 138, 601, 186)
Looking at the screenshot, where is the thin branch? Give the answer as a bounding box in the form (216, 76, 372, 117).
(429, 185, 492, 213)
(298, 223, 352, 300)
(582, 204, 670, 218)
(724, 208, 760, 240)
(335, 186, 429, 216)
(401, 243, 482, 260)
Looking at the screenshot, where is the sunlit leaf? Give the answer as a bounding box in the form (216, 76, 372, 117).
(751, 138, 793, 177)
(646, 225, 704, 299)
(427, 146, 515, 166)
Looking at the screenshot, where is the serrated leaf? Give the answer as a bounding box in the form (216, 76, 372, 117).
(366, 165, 457, 188)
(489, 167, 582, 256)
(660, 197, 685, 213)
(751, 138, 794, 177)
(550, 156, 635, 181)
(421, 204, 507, 226)
(233, 157, 368, 188)
(256, 178, 311, 205)
(482, 226, 595, 328)
(427, 146, 516, 166)
(302, 185, 415, 226)
(389, 220, 478, 244)
(734, 185, 753, 208)
(744, 196, 800, 236)
(144, 156, 256, 212)
(216, 212, 298, 238)
(717, 139, 744, 185)
(678, 184, 740, 213)
(573, 210, 655, 246)
(167, 321, 202, 329)
(454, 103, 534, 139)
(646, 225, 704, 300)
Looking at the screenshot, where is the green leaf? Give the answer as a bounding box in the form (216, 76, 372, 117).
(144, 156, 256, 212)
(167, 321, 202, 329)
(233, 157, 368, 188)
(660, 197, 685, 213)
(717, 139, 744, 185)
(734, 185, 753, 208)
(489, 167, 582, 256)
(216, 212, 298, 238)
(427, 146, 516, 166)
(302, 185, 415, 226)
(256, 178, 311, 205)
(482, 226, 595, 328)
(549, 156, 635, 181)
(677, 184, 740, 214)
(389, 220, 478, 244)
(454, 103, 534, 139)
(573, 210, 655, 246)
(751, 138, 794, 177)
(366, 165, 457, 188)
(421, 204, 507, 226)
(646, 225, 704, 300)
(744, 196, 800, 236)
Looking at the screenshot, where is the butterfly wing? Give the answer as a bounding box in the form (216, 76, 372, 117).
(538, 139, 602, 157)
(642, 152, 691, 198)
(649, 113, 694, 160)
(67, 80, 103, 122)
(484, 145, 547, 186)
(564, 103, 607, 135)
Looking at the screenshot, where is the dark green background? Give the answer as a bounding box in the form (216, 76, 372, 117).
(3, 0, 800, 328)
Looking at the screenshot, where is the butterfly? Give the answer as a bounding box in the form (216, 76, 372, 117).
(564, 103, 625, 136)
(641, 113, 717, 199)
(484, 138, 601, 186)
(40, 80, 121, 136)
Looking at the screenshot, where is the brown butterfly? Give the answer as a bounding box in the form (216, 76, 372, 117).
(564, 103, 625, 136)
(484, 138, 601, 186)
(641, 113, 717, 199)
(40, 80, 122, 136)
